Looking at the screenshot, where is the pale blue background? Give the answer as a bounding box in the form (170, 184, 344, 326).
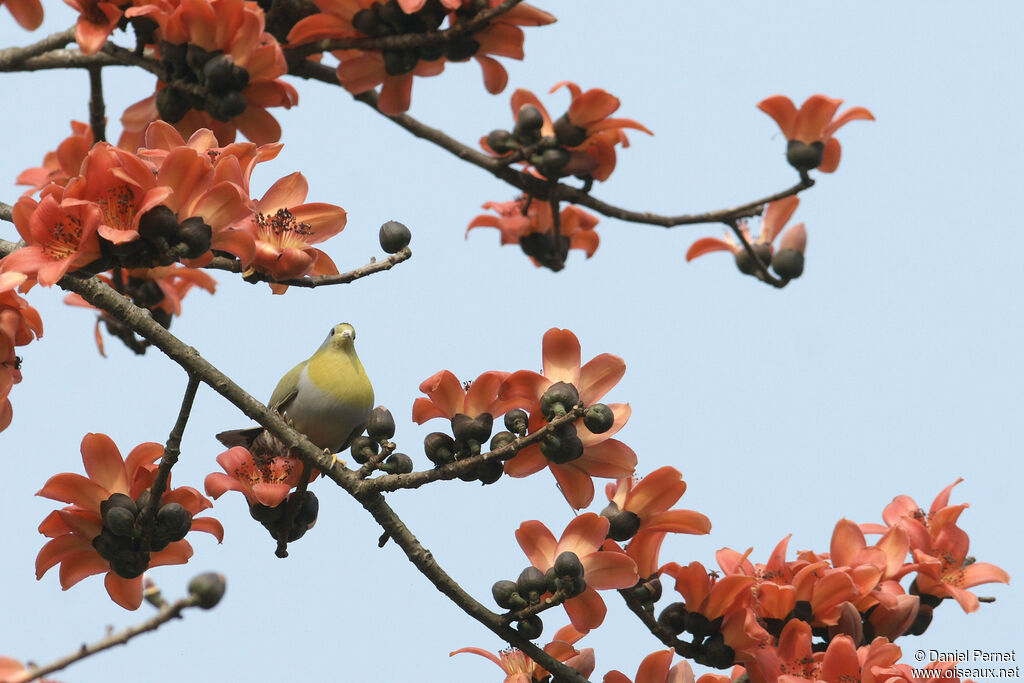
(0, 3, 1019, 681)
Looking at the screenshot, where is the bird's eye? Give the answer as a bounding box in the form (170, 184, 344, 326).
(328, 328, 335, 336)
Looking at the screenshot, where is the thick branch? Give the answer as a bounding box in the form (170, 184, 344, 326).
(18, 594, 204, 683)
(87, 67, 107, 143)
(0, 49, 123, 72)
(0, 27, 76, 69)
(356, 491, 591, 683)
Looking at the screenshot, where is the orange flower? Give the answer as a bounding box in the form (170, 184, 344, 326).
(864, 478, 968, 553)
(204, 445, 306, 508)
(241, 171, 345, 292)
(412, 369, 516, 422)
(289, 0, 554, 116)
(604, 649, 731, 683)
(1, 194, 102, 287)
(122, 0, 298, 147)
(467, 196, 599, 271)
(0, 0, 42, 30)
(0, 272, 42, 432)
(65, 0, 124, 54)
(450, 624, 594, 683)
(686, 196, 803, 266)
(660, 561, 755, 623)
(515, 514, 638, 632)
(35, 433, 223, 610)
(502, 82, 652, 181)
(758, 94, 874, 173)
(750, 620, 862, 683)
(909, 523, 1009, 612)
(62, 142, 174, 245)
(499, 328, 636, 509)
(16, 120, 94, 196)
(604, 466, 712, 538)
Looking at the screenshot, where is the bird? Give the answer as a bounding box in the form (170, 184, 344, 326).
(217, 323, 374, 458)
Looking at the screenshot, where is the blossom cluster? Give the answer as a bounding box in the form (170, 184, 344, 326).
(35, 433, 223, 610)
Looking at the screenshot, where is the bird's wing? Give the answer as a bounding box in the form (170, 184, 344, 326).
(215, 427, 265, 448)
(268, 361, 306, 413)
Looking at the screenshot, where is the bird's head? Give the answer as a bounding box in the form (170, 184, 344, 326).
(318, 322, 357, 354)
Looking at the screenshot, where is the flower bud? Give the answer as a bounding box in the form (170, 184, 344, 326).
(491, 579, 521, 609)
(702, 634, 735, 670)
(91, 529, 119, 561)
(486, 129, 518, 154)
(657, 602, 688, 635)
(378, 221, 411, 254)
(488, 430, 515, 453)
(628, 576, 662, 604)
(583, 403, 614, 434)
(450, 413, 493, 447)
(101, 492, 138, 518)
(382, 48, 418, 76)
(443, 35, 480, 62)
(188, 572, 227, 609)
(104, 506, 137, 537)
(513, 105, 544, 145)
(601, 503, 641, 542)
(366, 405, 396, 440)
(553, 551, 584, 580)
(539, 382, 580, 420)
(771, 249, 804, 280)
(294, 490, 319, 529)
(540, 423, 584, 464)
(249, 502, 285, 524)
(381, 452, 413, 474)
(786, 139, 825, 172)
(733, 242, 772, 276)
(351, 8, 382, 36)
(535, 148, 570, 178)
(553, 113, 587, 147)
(503, 409, 529, 435)
(517, 566, 547, 603)
(474, 459, 504, 485)
(907, 603, 933, 636)
(156, 502, 192, 542)
(205, 90, 247, 122)
(349, 435, 379, 464)
(176, 217, 213, 259)
(138, 205, 179, 243)
(156, 86, 191, 124)
(202, 54, 236, 92)
(423, 432, 456, 466)
(110, 550, 150, 580)
(516, 615, 543, 640)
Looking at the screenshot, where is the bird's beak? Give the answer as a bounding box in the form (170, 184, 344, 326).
(341, 329, 354, 341)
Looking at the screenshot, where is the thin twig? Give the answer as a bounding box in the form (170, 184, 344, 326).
(203, 247, 412, 287)
(724, 219, 786, 288)
(18, 594, 204, 683)
(365, 405, 585, 493)
(87, 66, 107, 143)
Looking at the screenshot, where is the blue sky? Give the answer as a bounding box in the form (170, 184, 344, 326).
(0, 3, 1019, 681)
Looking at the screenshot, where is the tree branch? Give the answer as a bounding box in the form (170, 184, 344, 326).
(203, 247, 412, 287)
(17, 593, 206, 683)
(0, 27, 76, 70)
(87, 66, 107, 143)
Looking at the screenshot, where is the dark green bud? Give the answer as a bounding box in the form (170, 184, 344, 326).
(516, 566, 547, 602)
(138, 205, 179, 243)
(450, 413, 493, 446)
(381, 452, 413, 474)
(771, 248, 804, 280)
(601, 502, 641, 542)
(553, 113, 587, 147)
(583, 403, 615, 434)
(488, 431, 515, 454)
(733, 242, 772, 276)
(378, 220, 411, 253)
(474, 459, 504, 485)
(294, 490, 319, 529)
(539, 382, 580, 420)
(491, 579, 520, 609)
(535, 147, 571, 178)
(786, 139, 825, 172)
(907, 604, 933, 636)
(110, 550, 150, 579)
(188, 572, 227, 609)
(382, 48, 418, 76)
(156, 86, 191, 124)
(503, 409, 529, 435)
(156, 502, 192, 542)
(553, 551, 584, 579)
(486, 129, 518, 154)
(443, 35, 479, 62)
(249, 502, 285, 524)
(101, 492, 138, 518)
(628, 576, 663, 604)
(205, 90, 247, 122)
(423, 432, 456, 466)
(516, 615, 543, 640)
(366, 405, 396, 440)
(185, 44, 214, 73)
(91, 529, 120, 561)
(176, 217, 212, 259)
(104, 506, 137, 537)
(657, 602, 688, 635)
(351, 8, 381, 36)
(202, 54, 237, 92)
(540, 423, 584, 464)
(702, 634, 736, 670)
(350, 435, 379, 464)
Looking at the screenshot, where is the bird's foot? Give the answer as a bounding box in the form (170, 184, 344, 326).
(325, 448, 345, 468)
